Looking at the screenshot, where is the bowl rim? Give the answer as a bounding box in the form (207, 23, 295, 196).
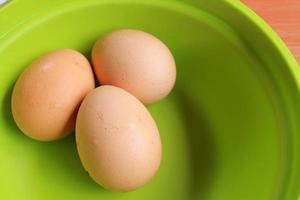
(199, 0, 300, 200)
(216, 1, 300, 199)
(0, 0, 299, 199)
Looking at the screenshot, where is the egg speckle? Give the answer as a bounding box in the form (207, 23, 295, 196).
(76, 85, 161, 192)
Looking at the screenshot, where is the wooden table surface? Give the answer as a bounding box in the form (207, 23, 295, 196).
(241, 0, 300, 64)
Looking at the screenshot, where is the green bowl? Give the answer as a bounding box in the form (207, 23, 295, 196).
(1, 0, 299, 199)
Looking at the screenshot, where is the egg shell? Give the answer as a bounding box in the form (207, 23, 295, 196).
(11, 49, 95, 141)
(92, 29, 176, 105)
(76, 85, 161, 192)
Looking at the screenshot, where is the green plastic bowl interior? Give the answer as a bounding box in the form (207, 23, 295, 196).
(0, 0, 299, 200)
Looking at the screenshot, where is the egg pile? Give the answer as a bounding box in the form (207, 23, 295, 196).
(11, 29, 176, 192)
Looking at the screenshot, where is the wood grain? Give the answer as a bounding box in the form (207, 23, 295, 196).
(241, 0, 300, 64)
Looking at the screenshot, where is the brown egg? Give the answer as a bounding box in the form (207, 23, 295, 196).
(11, 49, 95, 141)
(76, 86, 161, 192)
(92, 29, 176, 105)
